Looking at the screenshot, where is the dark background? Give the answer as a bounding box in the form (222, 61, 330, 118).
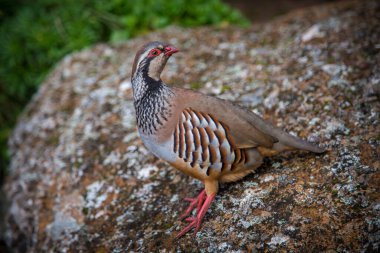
(226, 0, 338, 22)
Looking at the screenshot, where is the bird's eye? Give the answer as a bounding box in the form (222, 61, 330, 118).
(149, 49, 161, 57)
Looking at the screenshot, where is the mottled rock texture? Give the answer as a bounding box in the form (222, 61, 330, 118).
(3, 0, 380, 252)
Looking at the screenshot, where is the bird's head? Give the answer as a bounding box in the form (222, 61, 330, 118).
(131, 41, 179, 81)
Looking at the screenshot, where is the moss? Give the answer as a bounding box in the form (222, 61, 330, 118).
(221, 85, 232, 93)
(73, 161, 82, 169)
(82, 207, 89, 215)
(190, 82, 204, 90)
(47, 134, 60, 146)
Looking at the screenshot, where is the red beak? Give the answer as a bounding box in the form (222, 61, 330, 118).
(165, 46, 179, 56)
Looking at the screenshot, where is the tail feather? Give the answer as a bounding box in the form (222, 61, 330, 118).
(271, 128, 325, 153)
(226, 103, 324, 153)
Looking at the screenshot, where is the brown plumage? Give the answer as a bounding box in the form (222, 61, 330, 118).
(130, 41, 325, 239)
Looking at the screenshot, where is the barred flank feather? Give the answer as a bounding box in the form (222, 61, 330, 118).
(172, 108, 248, 177)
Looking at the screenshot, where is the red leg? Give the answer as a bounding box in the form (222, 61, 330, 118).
(175, 193, 216, 239)
(179, 190, 206, 220)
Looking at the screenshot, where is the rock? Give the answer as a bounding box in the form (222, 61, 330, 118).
(321, 64, 345, 76)
(3, 0, 380, 252)
(301, 24, 325, 42)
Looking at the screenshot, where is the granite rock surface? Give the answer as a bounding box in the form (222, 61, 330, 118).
(3, 0, 380, 252)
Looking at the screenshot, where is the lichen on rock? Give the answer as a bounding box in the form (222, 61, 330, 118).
(3, 0, 380, 252)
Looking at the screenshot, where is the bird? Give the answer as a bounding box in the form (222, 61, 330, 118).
(130, 41, 324, 239)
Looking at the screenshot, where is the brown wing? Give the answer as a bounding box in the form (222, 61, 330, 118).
(173, 88, 277, 149)
(173, 87, 324, 153)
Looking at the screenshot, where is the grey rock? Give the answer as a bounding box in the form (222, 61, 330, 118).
(3, 1, 380, 252)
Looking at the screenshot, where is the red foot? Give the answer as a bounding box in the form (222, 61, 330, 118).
(176, 190, 216, 239)
(179, 190, 206, 220)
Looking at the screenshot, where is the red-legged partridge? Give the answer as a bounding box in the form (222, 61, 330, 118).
(130, 41, 324, 238)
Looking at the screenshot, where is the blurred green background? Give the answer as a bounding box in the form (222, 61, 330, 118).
(0, 0, 249, 184)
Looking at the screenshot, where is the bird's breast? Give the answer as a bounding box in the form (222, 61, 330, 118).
(138, 129, 177, 163)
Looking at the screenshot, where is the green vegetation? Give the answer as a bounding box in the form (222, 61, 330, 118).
(0, 0, 249, 181)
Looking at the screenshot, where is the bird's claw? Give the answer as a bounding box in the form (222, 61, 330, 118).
(176, 217, 199, 239)
(179, 190, 206, 220)
(175, 191, 216, 239)
(185, 217, 195, 222)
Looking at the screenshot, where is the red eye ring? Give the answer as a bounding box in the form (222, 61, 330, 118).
(149, 49, 161, 57)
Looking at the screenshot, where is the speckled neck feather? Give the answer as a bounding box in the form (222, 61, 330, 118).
(132, 69, 174, 135)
